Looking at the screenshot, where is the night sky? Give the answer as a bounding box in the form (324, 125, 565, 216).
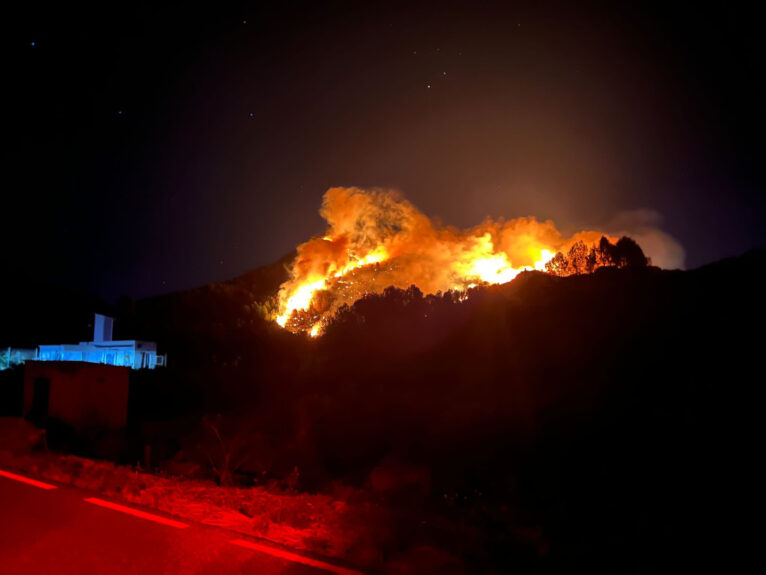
(7, 1, 764, 300)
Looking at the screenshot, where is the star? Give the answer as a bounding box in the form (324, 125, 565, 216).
(30, 41, 36, 47)
(249, 112, 255, 118)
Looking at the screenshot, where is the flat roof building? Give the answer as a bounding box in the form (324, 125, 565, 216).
(35, 314, 166, 370)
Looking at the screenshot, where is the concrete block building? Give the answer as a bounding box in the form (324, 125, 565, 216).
(23, 361, 130, 431)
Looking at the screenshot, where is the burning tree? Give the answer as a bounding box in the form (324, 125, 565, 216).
(545, 236, 650, 277)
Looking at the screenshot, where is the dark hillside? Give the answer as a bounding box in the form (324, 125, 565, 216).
(116, 249, 764, 572)
(119, 254, 298, 415)
(243, 251, 762, 572)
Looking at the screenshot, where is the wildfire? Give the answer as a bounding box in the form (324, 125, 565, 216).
(272, 187, 621, 335)
(276, 244, 388, 329)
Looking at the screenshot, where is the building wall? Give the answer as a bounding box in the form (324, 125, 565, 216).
(37, 342, 165, 369)
(23, 361, 130, 431)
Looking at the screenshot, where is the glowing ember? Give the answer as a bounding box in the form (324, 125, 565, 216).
(272, 187, 620, 335)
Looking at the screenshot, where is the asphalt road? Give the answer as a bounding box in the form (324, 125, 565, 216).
(0, 469, 359, 575)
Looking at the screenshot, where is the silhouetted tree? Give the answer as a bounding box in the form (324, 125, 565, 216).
(547, 236, 649, 276)
(545, 252, 569, 276)
(615, 236, 650, 268)
(595, 236, 618, 267)
(568, 241, 594, 274)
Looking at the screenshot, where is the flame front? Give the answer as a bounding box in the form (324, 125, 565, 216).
(275, 243, 389, 332)
(273, 187, 613, 335)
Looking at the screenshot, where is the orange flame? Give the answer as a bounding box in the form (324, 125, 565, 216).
(274, 187, 614, 335)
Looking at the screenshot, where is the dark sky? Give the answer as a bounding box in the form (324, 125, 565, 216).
(7, 1, 764, 300)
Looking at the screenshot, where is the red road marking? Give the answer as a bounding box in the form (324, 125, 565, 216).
(230, 539, 365, 575)
(84, 497, 189, 528)
(2, 471, 361, 572)
(0, 469, 57, 490)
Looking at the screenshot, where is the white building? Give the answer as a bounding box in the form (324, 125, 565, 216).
(36, 314, 166, 370)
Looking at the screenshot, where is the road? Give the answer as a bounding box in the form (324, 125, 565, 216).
(0, 469, 361, 575)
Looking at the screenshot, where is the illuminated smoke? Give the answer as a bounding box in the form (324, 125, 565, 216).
(604, 209, 685, 270)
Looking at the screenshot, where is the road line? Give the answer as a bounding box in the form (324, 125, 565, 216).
(230, 538, 365, 575)
(0, 469, 57, 490)
(84, 497, 189, 528)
